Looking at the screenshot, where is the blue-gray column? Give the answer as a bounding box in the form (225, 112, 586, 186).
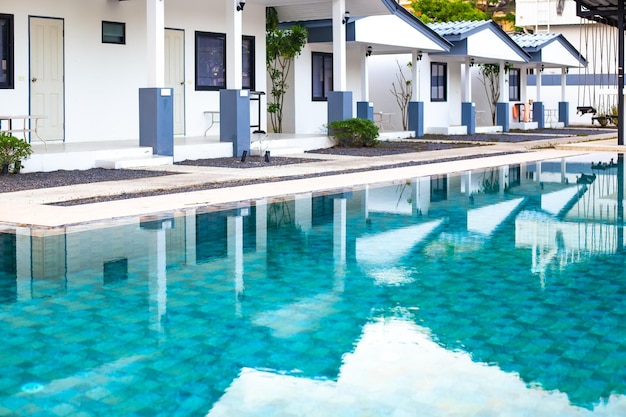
(558, 101, 569, 126)
(220, 89, 251, 157)
(461, 102, 476, 135)
(356, 102, 373, 121)
(533, 101, 545, 129)
(496, 102, 510, 132)
(328, 91, 353, 125)
(408, 101, 424, 137)
(139, 88, 174, 156)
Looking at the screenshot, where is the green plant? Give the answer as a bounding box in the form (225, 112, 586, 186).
(0, 132, 33, 174)
(327, 118, 380, 148)
(266, 7, 308, 133)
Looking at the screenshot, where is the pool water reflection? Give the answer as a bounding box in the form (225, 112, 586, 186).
(0, 153, 625, 416)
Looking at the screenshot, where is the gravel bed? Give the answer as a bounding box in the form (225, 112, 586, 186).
(0, 168, 175, 193)
(176, 155, 323, 168)
(0, 127, 609, 195)
(52, 151, 520, 206)
(422, 128, 613, 143)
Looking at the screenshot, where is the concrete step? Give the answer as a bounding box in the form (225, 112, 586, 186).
(95, 155, 174, 169)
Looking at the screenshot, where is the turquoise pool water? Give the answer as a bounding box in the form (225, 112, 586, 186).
(0, 153, 625, 416)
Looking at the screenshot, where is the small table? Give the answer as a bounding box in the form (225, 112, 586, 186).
(374, 112, 396, 131)
(203, 111, 220, 136)
(0, 115, 48, 147)
(545, 108, 558, 128)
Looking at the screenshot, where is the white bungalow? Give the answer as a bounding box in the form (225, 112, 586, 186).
(509, 32, 587, 128)
(271, 1, 450, 136)
(0, 0, 270, 171)
(370, 19, 587, 135)
(369, 19, 531, 135)
(0, 0, 452, 172)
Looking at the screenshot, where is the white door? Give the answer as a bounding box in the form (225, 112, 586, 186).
(30, 17, 64, 141)
(165, 29, 185, 135)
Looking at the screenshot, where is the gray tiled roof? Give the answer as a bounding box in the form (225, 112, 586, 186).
(427, 20, 490, 38)
(510, 33, 560, 50)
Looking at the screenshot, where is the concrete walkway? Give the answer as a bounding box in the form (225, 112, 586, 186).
(0, 132, 622, 229)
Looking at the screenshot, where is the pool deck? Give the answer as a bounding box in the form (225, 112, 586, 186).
(0, 132, 623, 229)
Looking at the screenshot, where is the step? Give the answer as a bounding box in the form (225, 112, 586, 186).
(95, 155, 174, 169)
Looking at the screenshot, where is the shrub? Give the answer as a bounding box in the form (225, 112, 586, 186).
(0, 132, 33, 173)
(327, 118, 379, 148)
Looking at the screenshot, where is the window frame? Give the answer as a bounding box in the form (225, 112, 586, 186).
(312, 51, 333, 101)
(508, 68, 521, 102)
(102, 21, 126, 45)
(195, 31, 227, 91)
(430, 62, 447, 102)
(431, 175, 448, 202)
(0, 14, 14, 89)
(242, 35, 255, 91)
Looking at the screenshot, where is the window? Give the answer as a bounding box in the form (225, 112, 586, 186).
(509, 68, 521, 101)
(431, 175, 447, 202)
(196, 31, 226, 91)
(242, 36, 255, 90)
(312, 52, 333, 101)
(0, 14, 14, 89)
(102, 21, 125, 44)
(195, 33, 254, 91)
(431, 62, 446, 101)
(509, 165, 521, 187)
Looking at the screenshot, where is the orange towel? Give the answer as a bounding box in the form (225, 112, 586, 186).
(512, 104, 520, 120)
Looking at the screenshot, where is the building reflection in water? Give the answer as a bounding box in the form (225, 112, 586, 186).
(0, 153, 624, 413)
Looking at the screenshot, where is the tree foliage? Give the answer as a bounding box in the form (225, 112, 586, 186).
(266, 7, 308, 133)
(411, 0, 488, 23)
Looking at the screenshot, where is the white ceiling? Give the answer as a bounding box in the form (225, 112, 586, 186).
(249, 0, 392, 22)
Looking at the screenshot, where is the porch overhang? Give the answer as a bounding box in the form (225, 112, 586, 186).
(278, 0, 450, 55)
(255, 0, 405, 22)
(301, 14, 450, 54)
(575, 0, 624, 27)
(510, 33, 587, 69)
(429, 20, 530, 64)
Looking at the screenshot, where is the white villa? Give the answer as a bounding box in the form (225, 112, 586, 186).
(0, 0, 620, 172)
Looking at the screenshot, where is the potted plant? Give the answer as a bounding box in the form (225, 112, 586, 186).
(0, 132, 33, 175)
(611, 104, 619, 126)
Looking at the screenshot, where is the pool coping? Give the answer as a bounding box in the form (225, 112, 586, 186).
(0, 133, 623, 229)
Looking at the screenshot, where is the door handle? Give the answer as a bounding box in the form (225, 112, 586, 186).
(180, 81, 185, 86)
(31, 77, 38, 83)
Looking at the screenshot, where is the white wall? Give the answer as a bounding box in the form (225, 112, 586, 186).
(516, 0, 581, 29)
(281, 42, 365, 135)
(290, 43, 331, 134)
(0, 0, 266, 142)
(369, 53, 465, 132)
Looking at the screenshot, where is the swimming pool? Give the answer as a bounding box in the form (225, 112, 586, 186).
(0, 153, 625, 416)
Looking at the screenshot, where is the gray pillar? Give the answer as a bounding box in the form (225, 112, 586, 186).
(559, 101, 569, 126)
(462, 102, 476, 135)
(328, 91, 353, 125)
(220, 89, 251, 157)
(356, 101, 373, 121)
(408, 101, 424, 137)
(139, 88, 174, 156)
(533, 101, 545, 129)
(496, 102, 510, 132)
